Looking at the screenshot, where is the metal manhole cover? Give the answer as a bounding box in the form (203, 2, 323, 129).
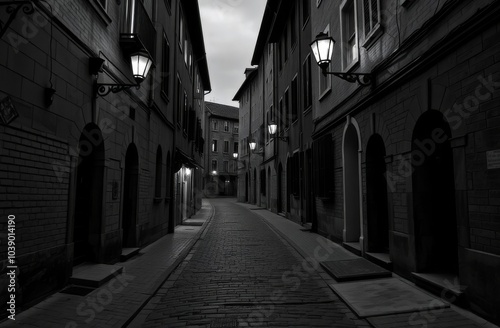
(210, 318, 238, 327)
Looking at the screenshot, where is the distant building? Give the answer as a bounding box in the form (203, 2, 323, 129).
(204, 102, 239, 197)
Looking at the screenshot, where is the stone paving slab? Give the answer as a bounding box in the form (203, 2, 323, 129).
(329, 278, 449, 318)
(134, 198, 371, 328)
(235, 199, 499, 328)
(69, 263, 124, 287)
(320, 259, 392, 282)
(367, 308, 486, 328)
(0, 200, 214, 328)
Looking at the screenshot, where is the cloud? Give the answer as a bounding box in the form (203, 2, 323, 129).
(199, 0, 267, 106)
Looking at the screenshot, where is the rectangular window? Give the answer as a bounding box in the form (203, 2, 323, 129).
(233, 141, 238, 154)
(291, 76, 298, 122)
(290, 5, 297, 48)
(176, 77, 182, 124)
(96, 0, 107, 10)
(302, 0, 310, 25)
(363, 0, 380, 37)
(233, 124, 239, 134)
(303, 55, 312, 110)
(212, 119, 218, 131)
(211, 160, 217, 172)
(182, 92, 188, 132)
(341, 0, 359, 70)
(283, 28, 288, 62)
(284, 88, 290, 128)
(212, 139, 218, 152)
(279, 98, 283, 132)
(223, 161, 229, 172)
(319, 26, 332, 98)
(278, 40, 283, 71)
(161, 33, 170, 97)
(179, 12, 184, 50)
(224, 121, 229, 132)
(224, 140, 229, 153)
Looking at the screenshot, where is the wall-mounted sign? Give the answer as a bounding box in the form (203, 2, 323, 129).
(0, 96, 19, 125)
(487, 150, 500, 170)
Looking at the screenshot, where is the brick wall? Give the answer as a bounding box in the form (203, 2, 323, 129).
(0, 125, 70, 305)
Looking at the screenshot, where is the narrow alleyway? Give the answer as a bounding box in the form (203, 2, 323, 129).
(132, 199, 368, 327)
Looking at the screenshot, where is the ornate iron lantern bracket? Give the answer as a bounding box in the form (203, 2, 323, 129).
(0, 1, 37, 39)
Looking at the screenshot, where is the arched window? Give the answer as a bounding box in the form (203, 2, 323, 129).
(155, 146, 163, 198)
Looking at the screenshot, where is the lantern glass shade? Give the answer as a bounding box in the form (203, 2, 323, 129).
(130, 51, 153, 84)
(249, 140, 257, 150)
(233, 152, 238, 159)
(310, 32, 335, 70)
(268, 122, 278, 135)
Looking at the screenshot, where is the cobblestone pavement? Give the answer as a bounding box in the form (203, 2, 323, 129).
(134, 199, 370, 327)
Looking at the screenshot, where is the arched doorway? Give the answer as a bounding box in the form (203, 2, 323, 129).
(245, 172, 249, 202)
(73, 124, 105, 265)
(268, 167, 271, 210)
(366, 134, 389, 253)
(253, 168, 257, 204)
(277, 163, 284, 213)
(343, 121, 362, 245)
(412, 110, 458, 274)
(122, 144, 139, 248)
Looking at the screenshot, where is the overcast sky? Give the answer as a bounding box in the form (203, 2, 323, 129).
(199, 0, 267, 107)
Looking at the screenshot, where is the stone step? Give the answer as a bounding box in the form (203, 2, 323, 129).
(321, 258, 392, 282)
(365, 252, 393, 271)
(411, 272, 467, 306)
(342, 241, 362, 256)
(70, 263, 123, 288)
(120, 247, 140, 262)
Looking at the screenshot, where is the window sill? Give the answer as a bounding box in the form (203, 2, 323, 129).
(400, 0, 416, 8)
(161, 91, 170, 105)
(362, 23, 384, 50)
(343, 58, 360, 73)
(318, 87, 332, 101)
(302, 17, 310, 31)
(89, 0, 112, 26)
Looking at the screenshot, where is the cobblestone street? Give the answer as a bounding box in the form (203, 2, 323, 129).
(133, 199, 368, 327)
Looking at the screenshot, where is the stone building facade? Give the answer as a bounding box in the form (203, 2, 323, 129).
(0, 0, 209, 313)
(235, 0, 500, 323)
(310, 0, 500, 323)
(204, 101, 239, 197)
